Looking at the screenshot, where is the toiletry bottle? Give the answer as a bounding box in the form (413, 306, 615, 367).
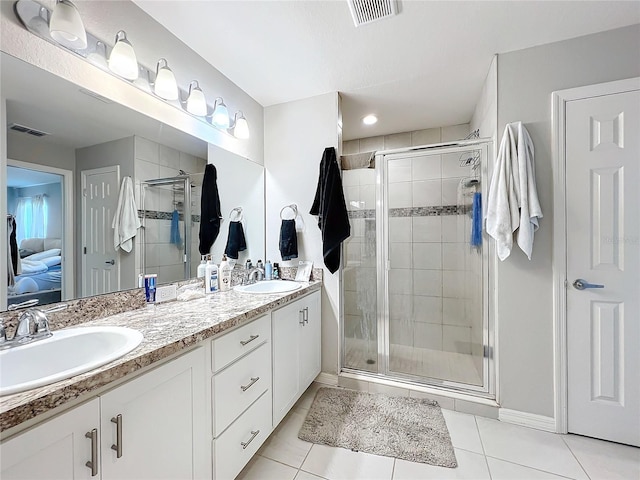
(265, 260, 273, 280)
(273, 263, 280, 280)
(245, 259, 253, 270)
(256, 260, 264, 270)
(219, 254, 232, 292)
(205, 256, 219, 294)
(197, 255, 207, 278)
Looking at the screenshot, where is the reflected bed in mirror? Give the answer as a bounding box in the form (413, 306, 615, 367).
(1, 52, 265, 310)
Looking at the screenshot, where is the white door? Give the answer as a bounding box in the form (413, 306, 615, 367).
(81, 166, 120, 297)
(566, 88, 640, 446)
(0, 399, 99, 479)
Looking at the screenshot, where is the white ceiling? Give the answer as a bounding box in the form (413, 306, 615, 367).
(134, 0, 640, 140)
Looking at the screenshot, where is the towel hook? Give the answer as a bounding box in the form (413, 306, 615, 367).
(280, 204, 298, 220)
(229, 206, 243, 222)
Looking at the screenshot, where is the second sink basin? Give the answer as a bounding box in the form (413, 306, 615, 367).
(0, 326, 143, 396)
(234, 280, 302, 294)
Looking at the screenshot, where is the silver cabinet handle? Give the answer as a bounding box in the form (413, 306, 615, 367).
(240, 334, 259, 346)
(85, 428, 99, 476)
(240, 430, 260, 450)
(111, 414, 123, 458)
(304, 307, 309, 324)
(105, 259, 115, 265)
(299, 309, 305, 325)
(241, 377, 260, 392)
(573, 279, 605, 290)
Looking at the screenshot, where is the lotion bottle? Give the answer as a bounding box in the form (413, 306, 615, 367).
(205, 256, 219, 294)
(219, 254, 232, 292)
(197, 255, 207, 278)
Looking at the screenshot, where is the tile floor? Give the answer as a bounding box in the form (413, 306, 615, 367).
(237, 383, 640, 480)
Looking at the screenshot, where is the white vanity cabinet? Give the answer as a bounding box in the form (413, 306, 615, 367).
(100, 347, 208, 480)
(272, 290, 321, 426)
(1, 398, 100, 480)
(211, 314, 272, 480)
(0, 347, 208, 480)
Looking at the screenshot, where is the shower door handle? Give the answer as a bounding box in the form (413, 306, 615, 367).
(105, 259, 115, 265)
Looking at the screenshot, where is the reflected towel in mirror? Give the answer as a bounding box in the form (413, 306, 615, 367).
(224, 221, 247, 259)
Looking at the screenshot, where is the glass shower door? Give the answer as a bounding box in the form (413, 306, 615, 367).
(383, 144, 488, 391)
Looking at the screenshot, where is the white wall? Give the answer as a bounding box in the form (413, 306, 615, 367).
(470, 55, 497, 143)
(265, 92, 340, 374)
(0, 0, 264, 165)
(496, 24, 640, 417)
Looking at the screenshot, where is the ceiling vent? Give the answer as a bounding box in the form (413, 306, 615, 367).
(347, 0, 398, 27)
(8, 123, 49, 138)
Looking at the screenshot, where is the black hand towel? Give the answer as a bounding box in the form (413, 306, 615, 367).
(224, 221, 247, 259)
(199, 164, 222, 255)
(279, 219, 298, 261)
(9, 218, 18, 276)
(310, 147, 351, 273)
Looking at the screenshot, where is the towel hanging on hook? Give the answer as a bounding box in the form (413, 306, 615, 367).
(225, 207, 247, 260)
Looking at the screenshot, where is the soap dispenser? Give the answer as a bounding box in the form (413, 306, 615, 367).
(197, 255, 207, 278)
(219, 255, 232, 292)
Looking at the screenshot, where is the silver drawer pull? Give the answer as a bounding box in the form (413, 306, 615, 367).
(85, 428, 99, 476)
(111, 414, 123, 458)
(241, 377, 260, 392)
(240, 430, 260, 449)
(240, 334, 259, 346)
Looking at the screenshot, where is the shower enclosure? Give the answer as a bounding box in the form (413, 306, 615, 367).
(139, 175, 195, 282)
(341, 140, 493, 396)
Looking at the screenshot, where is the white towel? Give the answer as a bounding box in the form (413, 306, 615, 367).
(486, 122, 542, 260)
(112, 177, 141, 253)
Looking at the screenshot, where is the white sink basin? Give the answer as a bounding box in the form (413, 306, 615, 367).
(234, 280, 302, 294)
(0, 326, 143, 396)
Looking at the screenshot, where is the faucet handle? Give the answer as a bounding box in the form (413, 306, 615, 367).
(32, 310, 51, 336)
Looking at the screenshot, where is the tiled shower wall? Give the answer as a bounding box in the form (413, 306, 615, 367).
(343, 123, 485, 382)
(133, 136, 206, 284)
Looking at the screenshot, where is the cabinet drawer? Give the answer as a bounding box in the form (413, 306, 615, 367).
(214, 391, 272, 480)
(212, 314, 270, 372)
(213, 342, 271, 436)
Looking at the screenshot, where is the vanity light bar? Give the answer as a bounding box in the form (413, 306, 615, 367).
(13, 0, 249, 140)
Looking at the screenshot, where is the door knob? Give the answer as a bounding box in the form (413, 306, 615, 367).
(105, 259, 115, 265)
(573, 279, 604, 290)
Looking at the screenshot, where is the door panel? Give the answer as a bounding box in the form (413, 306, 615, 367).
(566, 89, 639, 446)
(82, 166, 119, 297)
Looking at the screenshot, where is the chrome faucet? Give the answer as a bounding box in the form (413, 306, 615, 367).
(0, 303, 67, 349)
(246, 267, 265, 284)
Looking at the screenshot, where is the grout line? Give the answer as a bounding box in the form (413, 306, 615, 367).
(474, 415, 488, 456)
(484, 455, 582, 480)
(560, 435, 593, 480)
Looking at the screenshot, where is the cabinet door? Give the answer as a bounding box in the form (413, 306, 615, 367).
(299, 290, 321, 390)
(272, 298, 303, 426)
(100, 347, 208, 480)
(1, 398, 99, 480)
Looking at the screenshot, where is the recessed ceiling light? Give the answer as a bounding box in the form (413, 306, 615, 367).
(362, 114, 378, 125)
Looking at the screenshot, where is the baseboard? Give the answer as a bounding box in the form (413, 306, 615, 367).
(315, 372, 338, 386)
(499, 408, 557, 432)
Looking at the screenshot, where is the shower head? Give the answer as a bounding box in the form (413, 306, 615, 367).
(463, 178, 480, 188)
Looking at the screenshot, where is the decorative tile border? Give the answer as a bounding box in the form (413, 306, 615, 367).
(138, 209, 201, 223)
(347, 205, 469, 219)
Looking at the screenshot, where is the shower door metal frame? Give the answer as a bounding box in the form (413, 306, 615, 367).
(140, 175, 192, 280)
(340, 139, 495, 399)
(379, 140, 494, 396)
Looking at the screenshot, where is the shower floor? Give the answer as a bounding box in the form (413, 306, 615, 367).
(344, 337, 483, 386)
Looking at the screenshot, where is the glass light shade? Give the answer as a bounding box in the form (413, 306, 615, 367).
(49, 0, 87, 49)
(186, 81, 207, 116)
(154, 59, 178, 100)
(108, 31, 138, 80)
(232, 112, 250, 139)
(211, 98, 230, 129)
(362, 114, 378, 125)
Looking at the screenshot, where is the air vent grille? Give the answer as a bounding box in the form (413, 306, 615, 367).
(347, 0, 398, 27)
(8, 123, 49, 137)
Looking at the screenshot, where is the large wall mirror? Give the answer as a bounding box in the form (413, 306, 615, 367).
(2, 52, 265, 309)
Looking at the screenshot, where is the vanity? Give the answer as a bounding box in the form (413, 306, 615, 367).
(0, 283, 322, 480)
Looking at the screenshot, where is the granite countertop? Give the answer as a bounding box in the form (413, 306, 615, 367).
(0, 281, 321, 434)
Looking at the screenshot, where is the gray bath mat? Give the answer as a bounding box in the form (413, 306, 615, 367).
(298, 387, 457, 467)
